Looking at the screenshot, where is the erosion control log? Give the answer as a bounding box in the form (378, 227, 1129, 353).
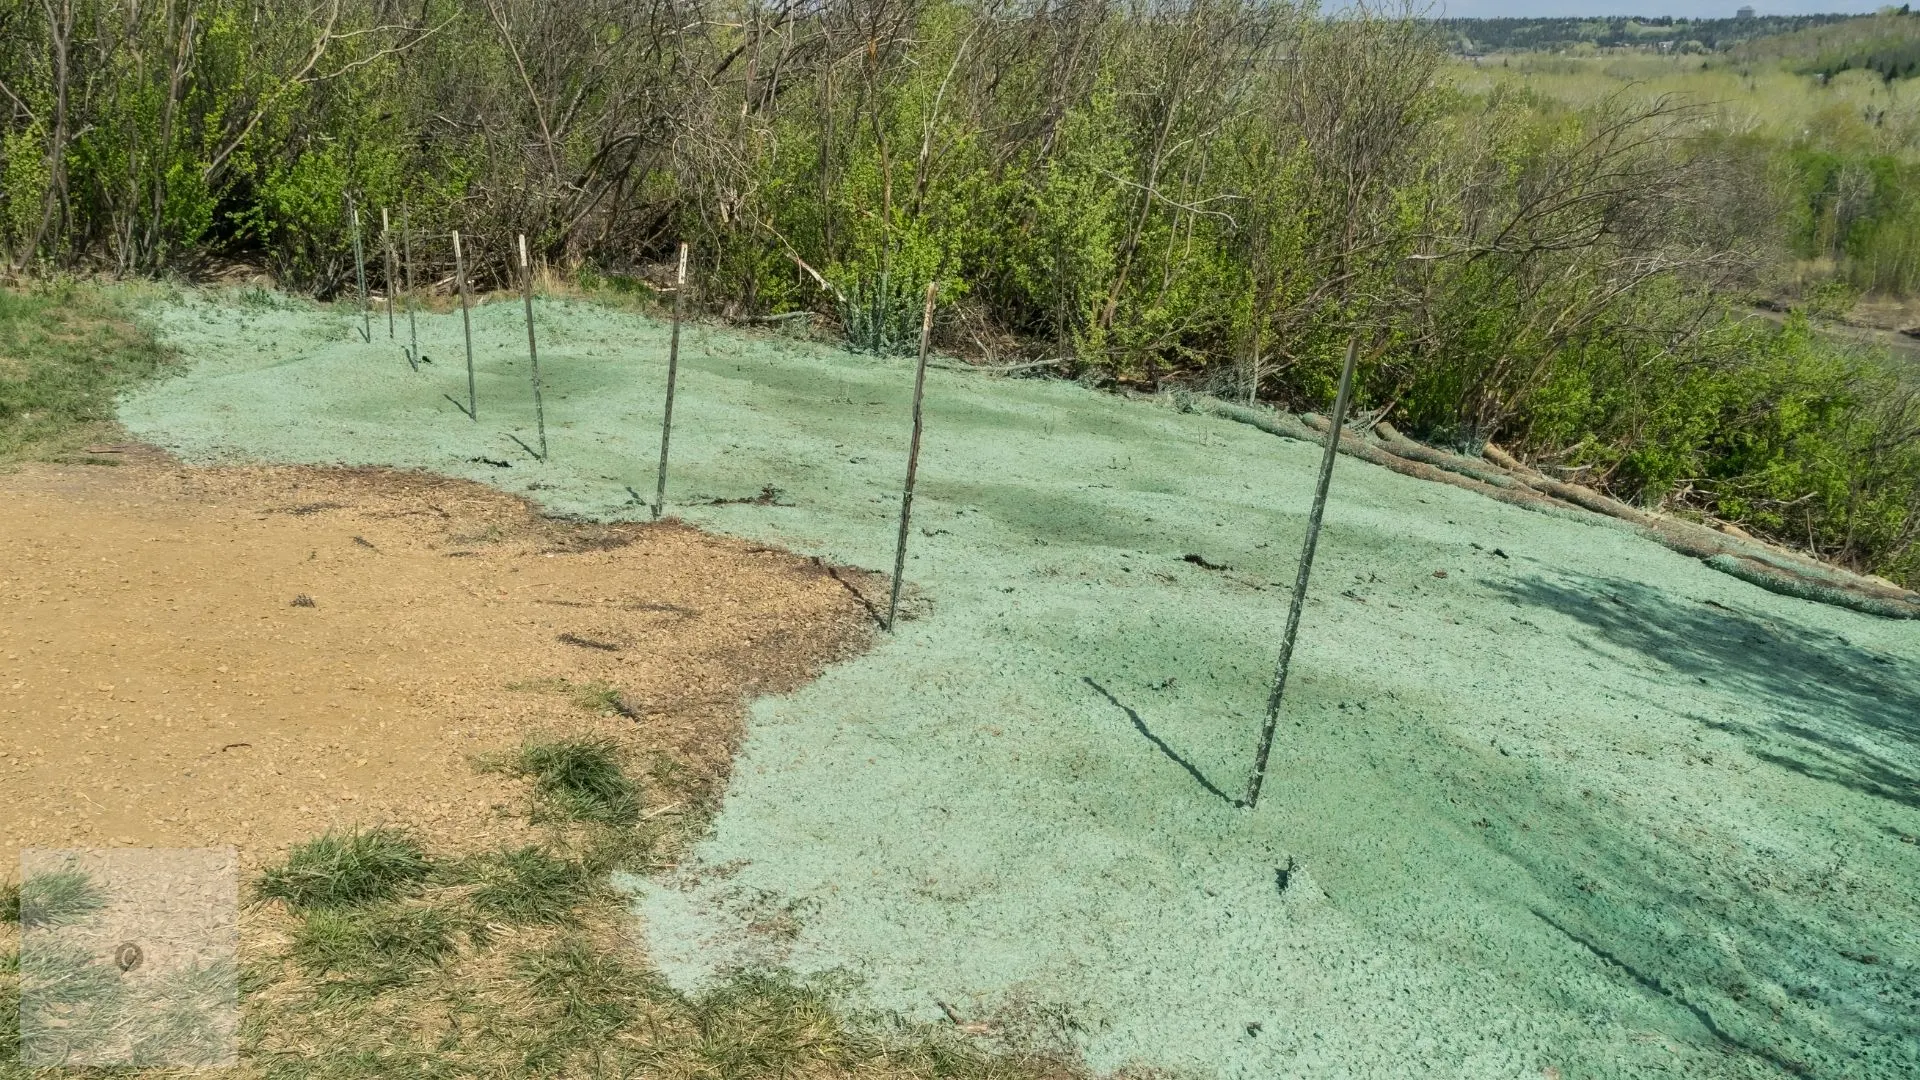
(1193, 400, 1920, 620)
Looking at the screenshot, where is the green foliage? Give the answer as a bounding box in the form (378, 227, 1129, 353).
(256, 828, 435, 911)
(0, 283, 172, 461)
(1521, 314, 1920, 572)
(506, 738, 641, 825)
(1802, 278, 1860, 319)
(1780, 148, 1920, 295)
(1737, 12, 1920, 79)
(3, 2, 1918, 582)
(1439, 15, 1862, 56)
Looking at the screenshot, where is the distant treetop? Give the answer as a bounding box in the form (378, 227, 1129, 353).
(1432, 13, 1872, 55)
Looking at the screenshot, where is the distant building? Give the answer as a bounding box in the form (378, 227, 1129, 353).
(1737, 5, 1755, 17)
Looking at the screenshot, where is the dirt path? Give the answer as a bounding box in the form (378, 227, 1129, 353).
(0, 455, 874, 873)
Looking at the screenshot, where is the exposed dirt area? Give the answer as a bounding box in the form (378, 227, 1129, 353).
(0, 454, 877, 875)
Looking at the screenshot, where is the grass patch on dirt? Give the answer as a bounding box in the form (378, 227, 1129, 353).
(467, 846, 600, 925)
(289, 904, 463, 1000)
(227, 740, 1077, 1079)
(0, 730, 1066, 1078)
(16, 867, 105, 928)
(255, 828, 435, 911)
(0, 282, 170, 462)
(502, 738, 643, 826)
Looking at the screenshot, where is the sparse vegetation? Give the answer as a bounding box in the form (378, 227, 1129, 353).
(0, 284, 170, 462)
(228, 727, 1073, 1079)
(467, 846, 599, 924)
(0, 726, 1068, 1078)
(505, 738, 642, 826)
(255, 828, 435, 911)
(16, 867, 104, 928)
(288, 904, 461, 998)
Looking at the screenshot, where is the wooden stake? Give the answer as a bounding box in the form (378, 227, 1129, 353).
(348, 196, 370, 343)
(401, 202, 418, 364)
(519, 233, 547, 460)
(653, 242, 689, 520)
(453, 230, 476, 421)
(886, 281, 939, 632)
(1243, 334, 1360, 810)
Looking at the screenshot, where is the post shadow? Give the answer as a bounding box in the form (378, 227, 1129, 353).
(1084, 677, 1242, 807)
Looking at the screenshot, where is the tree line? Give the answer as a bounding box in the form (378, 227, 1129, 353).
(1437, 15, 1864, 57)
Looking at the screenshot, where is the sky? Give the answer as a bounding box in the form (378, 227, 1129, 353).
(1430, 1, 1885, 16)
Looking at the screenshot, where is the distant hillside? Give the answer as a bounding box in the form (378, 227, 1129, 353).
(1436, 14, 1862, 55)
(1732, 10, 1920, 80)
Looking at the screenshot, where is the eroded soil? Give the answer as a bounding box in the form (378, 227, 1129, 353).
(0, 454, 875, 873)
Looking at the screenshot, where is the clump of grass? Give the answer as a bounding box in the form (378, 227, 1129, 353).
(688, 968, 864, 1077)
(504, 677, 639, 718)
(513, 933, 660, 1069)
(571, 681, 639, 718)
(1, 881, 19, 923)
(18, 867, 105, 928)
(468, 846, 598, 925)
(508, 738, 641, 825)
(290, 905, 458, 998)
(0, 283, 171, 462)
(256, 828, 434, 911)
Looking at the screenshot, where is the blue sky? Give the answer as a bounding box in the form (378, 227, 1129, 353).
(1432, 2, 1885, 16)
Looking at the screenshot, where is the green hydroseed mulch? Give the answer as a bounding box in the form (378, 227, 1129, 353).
(120, 288, 1920, 1079)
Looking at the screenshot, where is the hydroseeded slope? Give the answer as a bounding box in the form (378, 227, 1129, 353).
(122, 290, 1920, 1079)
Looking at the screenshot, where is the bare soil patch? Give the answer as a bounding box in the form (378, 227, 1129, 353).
(0, 456, 875, 875)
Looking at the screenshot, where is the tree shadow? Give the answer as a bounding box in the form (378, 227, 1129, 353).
(1491, 572, 1920, 811)
(1083, 677, 1242, 807)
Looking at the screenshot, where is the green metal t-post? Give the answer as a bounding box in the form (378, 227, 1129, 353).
(453, 230, 476, 421)
(1243, 334, 1360, 809)
(886, 281, 939, 632)
(348, 196, 370, 343)
(653, 242, 689, 520)
(519, 233, 548, 460)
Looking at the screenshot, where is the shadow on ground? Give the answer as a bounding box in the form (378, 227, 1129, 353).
(1496, 573, 1920, 811)
(1467, 571, 1920, 1076)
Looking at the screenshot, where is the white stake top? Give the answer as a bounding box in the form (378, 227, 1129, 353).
(518, 234, 529, 268)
